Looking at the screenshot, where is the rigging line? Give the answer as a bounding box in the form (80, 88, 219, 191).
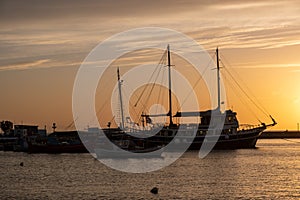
(122, 83, 144, 121)
(65, 117, 78, 130)
(155, 65, 166, 114)
(222, 68, 262, 122)
(113, 88, 123, 126)
(134, 50, 168, 123)
(94, 95, 114, 127)
(142, 79, 162, 110)
(109, 116, 115, 125)
(220, 53, 270, 116)
(96, 97, 111, 116)
(84, 93, 113, 128)
(222, 62, 270, 116)
(222, 65, 269, 118)
(228, 74, 261, 123)
(222, 71, 231, 109)
(120, 84, 141, 123)
(223, 72, 261, 122)
(137, 51, 167, 113)
(93, 69, 121, 126)
(123, 79, 150, 118)
(133, 50, 167, 107)
(177, 56, 214, 111)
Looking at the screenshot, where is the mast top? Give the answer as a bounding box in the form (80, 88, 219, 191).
(117, 67, 120, 80)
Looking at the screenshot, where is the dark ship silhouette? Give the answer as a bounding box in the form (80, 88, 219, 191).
(100, 45, 276, 152)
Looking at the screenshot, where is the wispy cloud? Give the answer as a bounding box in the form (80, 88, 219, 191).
(187, 25, 300, 50)
(0, 59, 81, 71)
(1, 0, 300, 72)
(0, 59, 51, 71)
(211, 1, 278, 10)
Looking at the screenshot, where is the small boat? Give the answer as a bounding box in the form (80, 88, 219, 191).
(28, 142, 88, 154)
(27, 131, 88, 153)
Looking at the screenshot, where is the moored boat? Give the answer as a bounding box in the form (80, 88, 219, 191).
(97, 45, 277, 153)
(28, 131, 88, 153)
(28, 142, 88, 154)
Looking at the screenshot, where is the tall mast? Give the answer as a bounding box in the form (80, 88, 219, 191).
(117, 67, 125, 129)
(167, 44, 173, 125)
(216, 47, 221, 112)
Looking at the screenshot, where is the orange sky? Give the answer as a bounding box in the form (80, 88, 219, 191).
(0, 0, 300, 131)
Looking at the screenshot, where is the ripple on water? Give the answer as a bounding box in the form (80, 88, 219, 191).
(0, 139, 299, 199)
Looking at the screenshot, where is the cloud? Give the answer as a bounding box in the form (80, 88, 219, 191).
(186, 24, 300, 50)
(0, 0, 209, 23)
(0, 59, 81, 71)
(211, 1, 277, 10)
(0, 59, 51, 71)
(1, 0, 300, 73)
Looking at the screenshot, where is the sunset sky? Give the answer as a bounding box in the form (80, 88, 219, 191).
(0, 0, 300, 131)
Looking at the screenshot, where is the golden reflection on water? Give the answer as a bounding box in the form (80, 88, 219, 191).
(0, 139, 299, 199)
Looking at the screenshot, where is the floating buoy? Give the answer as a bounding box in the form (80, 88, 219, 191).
(150, 187, 158, 194)
(20, 162, 24, 167)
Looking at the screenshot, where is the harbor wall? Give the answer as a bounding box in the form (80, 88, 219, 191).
(260, 131, 300, 139)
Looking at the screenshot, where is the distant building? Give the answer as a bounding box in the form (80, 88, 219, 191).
(14, 125, 47, 137)
(14, 125, 38, 137)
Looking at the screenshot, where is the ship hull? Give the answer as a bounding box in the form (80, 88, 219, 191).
(188, 134, 259, 150)
(136, 127, 266, 151)
(191, 128, 264, 150)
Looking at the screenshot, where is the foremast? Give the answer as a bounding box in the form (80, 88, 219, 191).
(117, 67, 125, 129)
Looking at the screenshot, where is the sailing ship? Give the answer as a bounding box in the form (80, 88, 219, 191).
(102, 45, 276, 152)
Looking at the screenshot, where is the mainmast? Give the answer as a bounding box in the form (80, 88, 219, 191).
(117, 67, 125, 129)
(167, 44, 174, 126)
(216, 47, 221, 112)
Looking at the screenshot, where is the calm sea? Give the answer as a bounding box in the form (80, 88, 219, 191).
(0, 139, 299, 199)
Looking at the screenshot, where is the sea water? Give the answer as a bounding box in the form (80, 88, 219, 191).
(0, 139, 299, 199)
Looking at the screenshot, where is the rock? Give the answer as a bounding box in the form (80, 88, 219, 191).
(150, 187, 158, 194)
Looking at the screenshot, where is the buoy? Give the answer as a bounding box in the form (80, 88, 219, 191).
(150, 187, 158, 194)
(20, 162, 24, 167)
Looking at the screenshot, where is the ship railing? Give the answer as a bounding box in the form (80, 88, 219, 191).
(238, 124, 264, 132)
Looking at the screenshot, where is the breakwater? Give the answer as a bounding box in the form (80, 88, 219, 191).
(260, 130, 300, 139)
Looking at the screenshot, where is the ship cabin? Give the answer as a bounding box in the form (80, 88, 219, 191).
(14, 125, 39, 137)
(198, 109, 239, 135)
(172, 109, 239, 136)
